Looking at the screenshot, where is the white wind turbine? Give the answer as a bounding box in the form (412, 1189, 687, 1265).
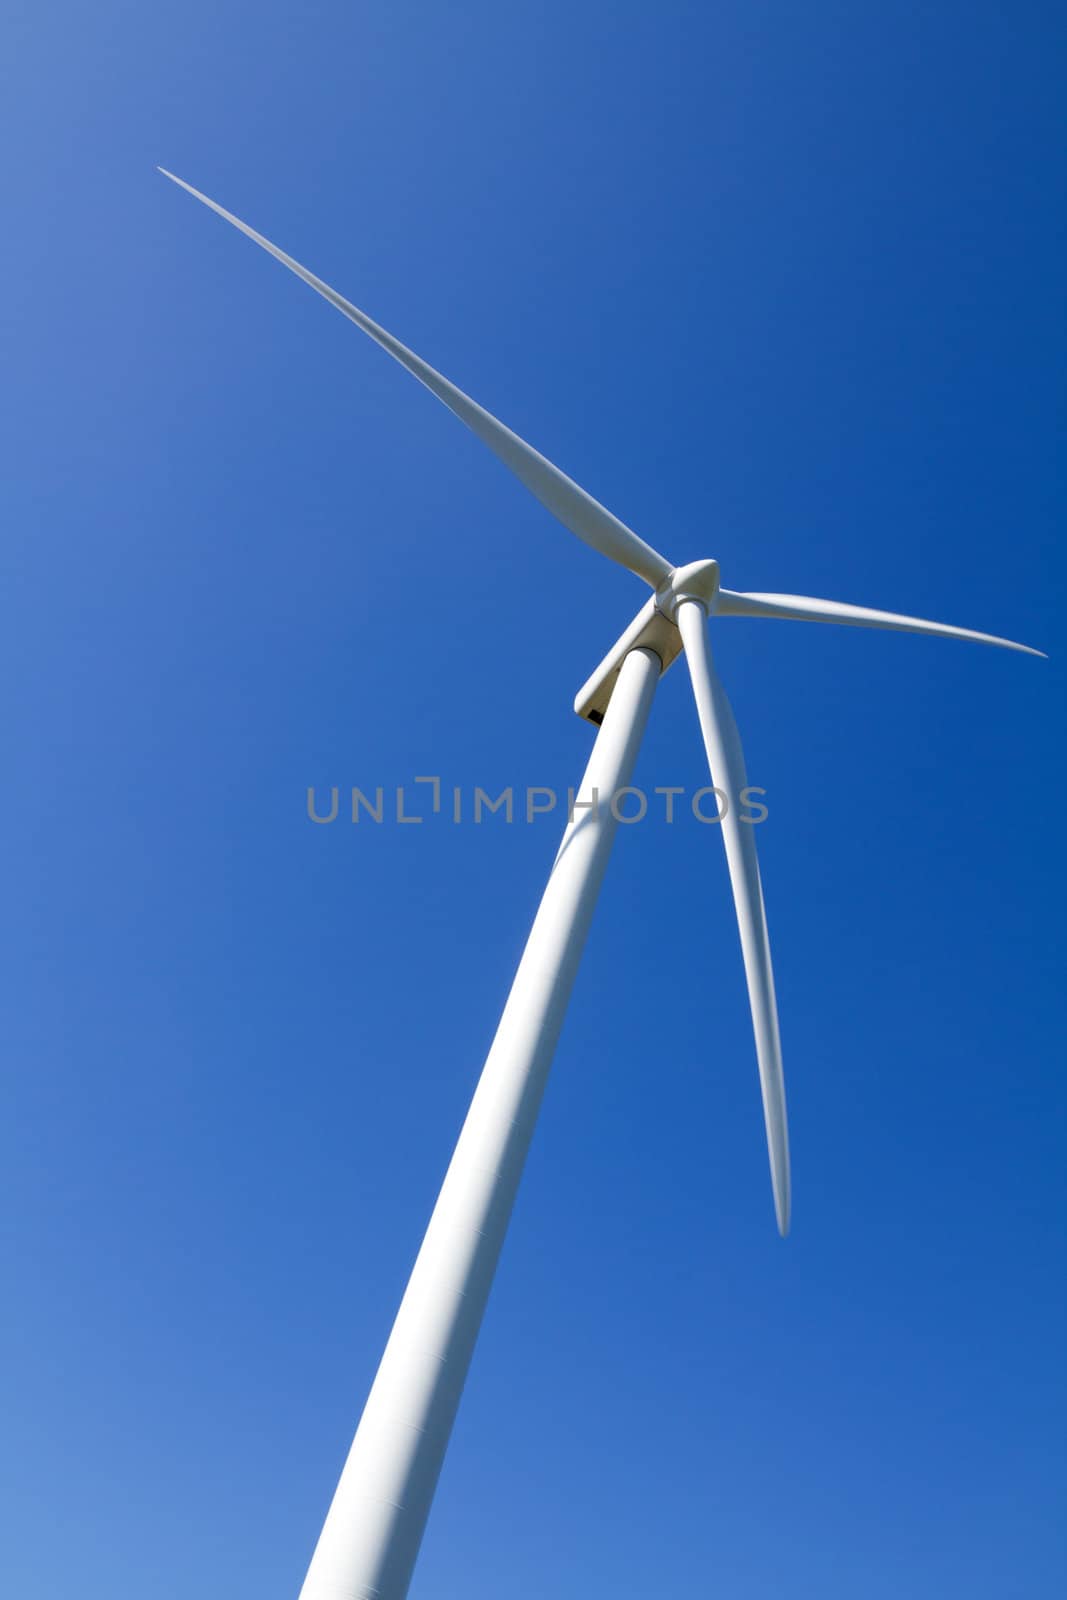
(160, 170, 1045, 1600)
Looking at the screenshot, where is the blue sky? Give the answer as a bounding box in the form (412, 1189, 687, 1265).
(2, 2, 1064, 1595)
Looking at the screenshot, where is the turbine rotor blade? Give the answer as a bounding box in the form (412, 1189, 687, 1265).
(716, 589, 1045, 658)
(158, 170, 673, 590)
(676, 599, 791, 1236)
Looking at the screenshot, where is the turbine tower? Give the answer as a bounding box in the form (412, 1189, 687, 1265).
(160, 170, 1044, 1600)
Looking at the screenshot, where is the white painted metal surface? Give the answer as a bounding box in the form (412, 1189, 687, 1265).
(715, 587, 1045, 656)
(157, 170, 673, 591)
(298, 647, 661, 1600)
(676, 599, 791, 1236)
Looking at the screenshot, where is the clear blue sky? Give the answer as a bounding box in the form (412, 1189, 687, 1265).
(2, 3, 1064, 1595)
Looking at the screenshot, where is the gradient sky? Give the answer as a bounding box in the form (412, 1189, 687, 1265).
(2, 3, 1065, 1596)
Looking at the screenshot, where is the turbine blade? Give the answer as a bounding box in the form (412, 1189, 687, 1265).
(676, 599, 791, 1236)
(716, 589, 1045, 658)
(158, 169, 673, 590)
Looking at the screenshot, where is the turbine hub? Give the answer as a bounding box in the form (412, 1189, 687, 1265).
(655, 559, 720, 622)
(573, 560, 720, 726)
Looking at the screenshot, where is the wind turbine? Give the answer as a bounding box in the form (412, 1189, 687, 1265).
(159, 170, 1045, 1600)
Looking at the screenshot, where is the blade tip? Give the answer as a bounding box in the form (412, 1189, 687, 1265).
(1002, 637, 1047, 658)
(157, 167, 190, 194)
